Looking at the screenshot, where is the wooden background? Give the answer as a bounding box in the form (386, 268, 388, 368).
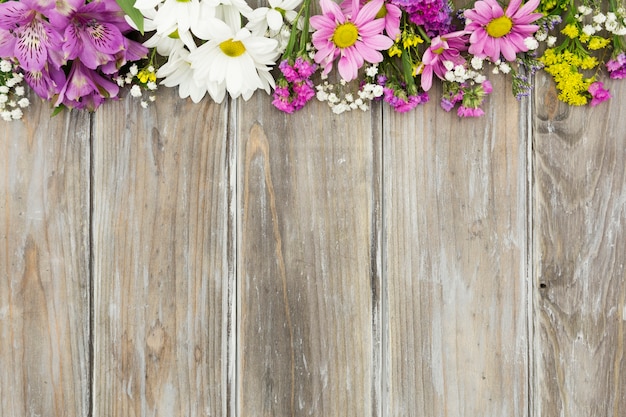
(1, 65, 625, 416)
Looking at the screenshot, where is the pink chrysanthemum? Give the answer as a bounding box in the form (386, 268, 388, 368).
(341, 0, 402, 41)
(311, 0, 393, 81)
(464, 0, 542, 62)
(418, 31, 468, 91)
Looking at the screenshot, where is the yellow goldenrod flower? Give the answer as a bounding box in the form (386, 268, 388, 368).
(588, 36, 610, 50)
(561, 24, 579, 38)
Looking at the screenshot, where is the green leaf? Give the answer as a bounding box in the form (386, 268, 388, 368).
(50, 104, 67, 118)
(116, 0, 144, 34)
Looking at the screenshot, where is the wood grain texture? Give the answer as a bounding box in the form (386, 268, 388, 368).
(383, 77, 529, 417)
(533, 74, 626, 417)
(236, 97, 382, 417)
(92, 88, 233, 417)
(0, 98, 91, 417)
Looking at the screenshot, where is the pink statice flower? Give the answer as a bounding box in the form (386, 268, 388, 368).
(310, 0, 393, 81)
(273, 57, 317, 113)
(441, 79, 492, 117)
(392, 0, 454, 37)
(606, 53, 626, 79)
(457, 105, 485, 117)
(588, 81, 611, 106)
(464, 0, 542, 62)
(418, 30, 468, 91)
(383, 87, 428, 112)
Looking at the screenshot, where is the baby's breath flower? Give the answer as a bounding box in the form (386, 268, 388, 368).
(130, 85, 142, 98)
(524, 37, 539, 50)
(471, 56, 484, 70)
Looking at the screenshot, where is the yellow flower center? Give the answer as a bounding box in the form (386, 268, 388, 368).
(219, 39, 246, 57)
(332, 23, 359, 49)
(486, 16, 513, 38)
(376, 5, 388, 19)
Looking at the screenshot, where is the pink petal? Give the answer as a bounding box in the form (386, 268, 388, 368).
(310, 15, 336, 32)
(513, 0, 541, 19)
(361, 33, 393, 51)
(499, 39, 517, 61)
(358, 18, 386, 37)
(319, 0, 345, 24)
(354, 0, 383, 26)
(421, 66, 433, 91)
(337, 53, 357, 81)
(505, 0, 522, 16)
(354, 40, 383, 63)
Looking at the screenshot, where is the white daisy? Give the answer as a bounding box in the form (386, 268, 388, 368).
(200, 0, 254, 34)
(189, 18, 280, 103)
(246, 0, 302, 36)
(135, 0, 216, 40)
(157, 46, 208, 103)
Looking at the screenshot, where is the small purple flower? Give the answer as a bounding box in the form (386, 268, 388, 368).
(588, 81, 611, 106)
(440, 97, 454, 112)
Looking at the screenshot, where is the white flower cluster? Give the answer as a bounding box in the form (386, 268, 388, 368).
(534, 29, 558, 48)
(116, 64, 158, 108)
(133, 0, 301, 104)
(0, 60, 29, 122)
(446, 59, 487, 83)
(315, 73, 383, 114)
(576, 6, 626, 36)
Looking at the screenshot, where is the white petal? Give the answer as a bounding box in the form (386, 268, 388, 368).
(267, 9, 283, 31)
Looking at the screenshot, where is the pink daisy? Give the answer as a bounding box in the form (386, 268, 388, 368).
(418, 30, 468, 91)
(311, 0, 394, 81)
(464, 0, 542, 62)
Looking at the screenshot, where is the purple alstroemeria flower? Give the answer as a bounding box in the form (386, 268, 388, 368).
(23, 65, 67, 100)
(0, 0, 63, 71)
(55, 59, 119, 110)
(49, 0, 135, 70)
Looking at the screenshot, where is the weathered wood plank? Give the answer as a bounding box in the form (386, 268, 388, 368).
(236, 97, 382, 417)
(383, 77, 529, 417)
(533, 75, 626, 417)
(0, 98, 91, 416)
(92, 89, 233, 417)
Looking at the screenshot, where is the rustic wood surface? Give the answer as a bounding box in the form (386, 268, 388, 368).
(0, 102, 91, 417)
(1, 55, 626, 417)
(236, 96, 382, 417)
(91, 88, 232, 417)
(383, 76, 530, 417)
(533, 74, 626, 417)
